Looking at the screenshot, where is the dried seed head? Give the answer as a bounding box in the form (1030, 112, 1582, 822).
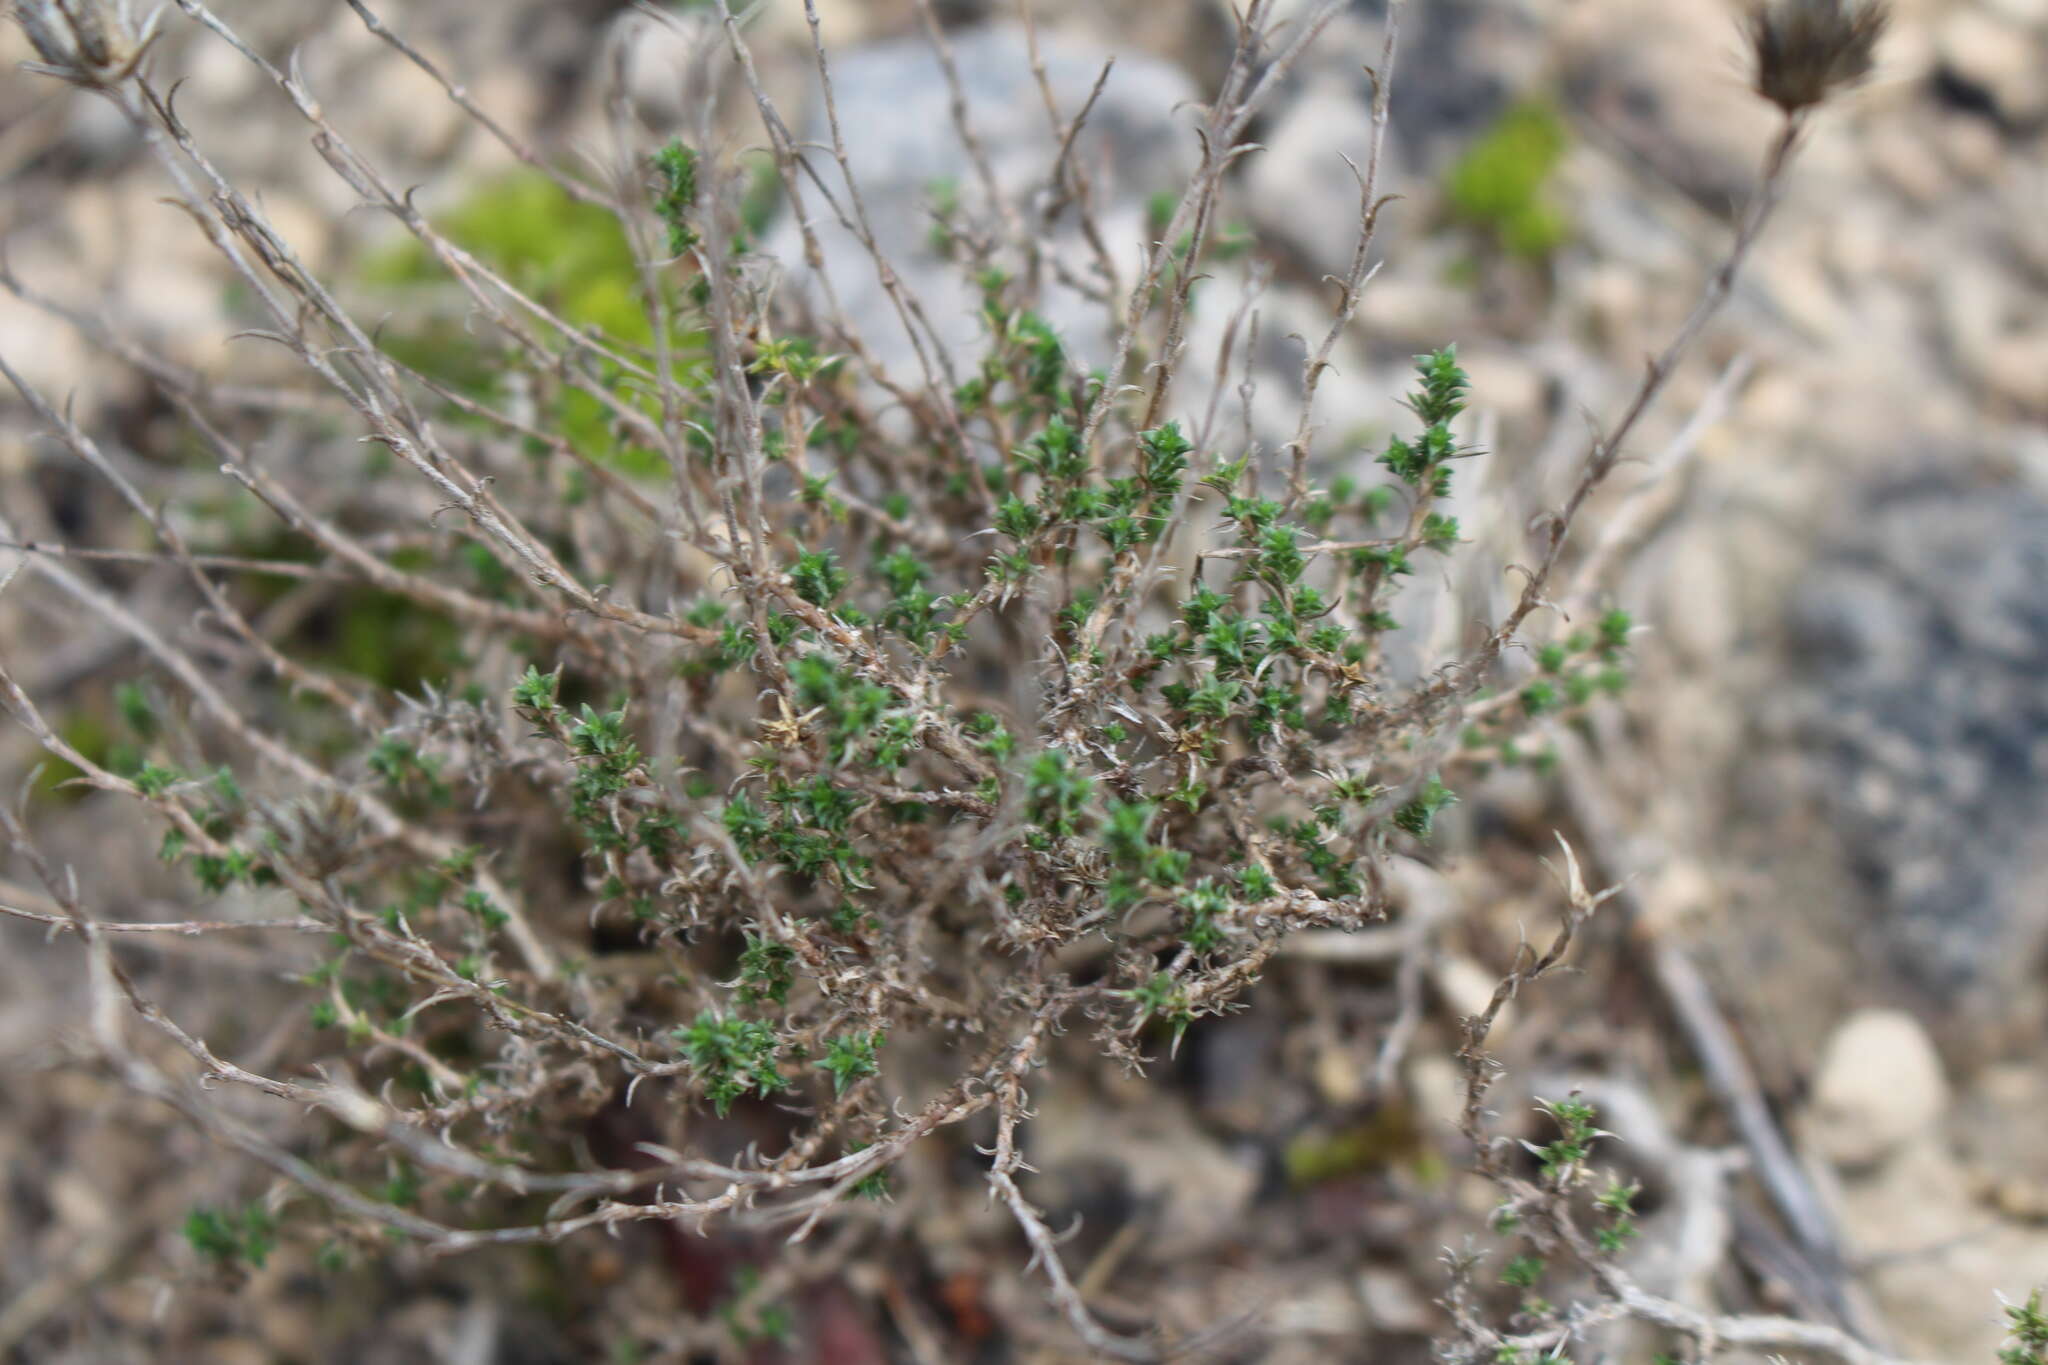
(1745, 0, 1890, 114)
(12, 0, 161, 90)
(260, 790, 367, 881)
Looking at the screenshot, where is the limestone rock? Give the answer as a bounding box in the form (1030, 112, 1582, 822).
(1804, 1008, 1950, 1167)
(763, 23, 1200, 383)
(1247, 79, 1404, 281)
(1785, 478, 2048, 1002)
(1936, 9, 2048, 130)
(1833, 1135, 2048, 1361)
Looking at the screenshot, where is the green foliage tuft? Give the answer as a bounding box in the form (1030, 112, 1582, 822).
(184, 1202, 276, 1271)
(1445, 99, 1572, 260)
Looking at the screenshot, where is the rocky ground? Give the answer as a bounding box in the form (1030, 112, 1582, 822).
(4, 0, 2048, 1360)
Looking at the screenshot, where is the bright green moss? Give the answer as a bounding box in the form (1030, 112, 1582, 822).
(34, 707, 113, 802)
(362, 170, 698, 478)
(363, 173, 642, 333)
(1445, 99, 1571, 260)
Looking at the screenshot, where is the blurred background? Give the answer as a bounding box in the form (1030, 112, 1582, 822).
(3, 0, 2047, 1359)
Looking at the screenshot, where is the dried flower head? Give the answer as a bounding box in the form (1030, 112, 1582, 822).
(1745, 0, 1889, 114)
(13, 0, 161, 90)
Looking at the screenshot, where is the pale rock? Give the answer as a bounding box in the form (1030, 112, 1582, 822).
(609, 7, 719, 129)
(1984, 0, 2048, 22)
(746, 0, 876, 51)
(1313, 1040, 1368, 1108)
(763, 23, 1200, 385)
(1029, 1091, 1258, 1253)
(44, 181, 129, 284)
(1936, 10, 2048, 126)
(349, 45, 471, 162)
(57, 85, 137, 165)
(1864, 123, 1954, 204)
(1433, 955, 1506, 1036)
(1252, 1340, 1345, 1365)
(194, 1340, 272, 1365)
(1982, 0, 2048, 21)
(1956, 1064, 2048, 1213)
(1457, 346, 1546, 427)
(1223, 0, 1334, 26)
(0, 278, 93, 410)
(1826, 213, 1884, 290)
(461, 73, 543, 160)
(1937, 253, 2020, 384)
(1737, 365, 1819, 436)
(1579, 262, 1650, 350)
(1407, 1053, 1466, 1136)
(1804, 1008, 1949, 1168)
(1477, 763, 1553, 830)
(1656, 523, 1743, 665)
(1557, 2, 1779, 208)
(48, 1170, 114, 1234)
(1637, 857, 1717, 939)
(1874, 1, 1940, 73)
(1980, 324, 2048, 412)
(1268, 1278, 1367, 1335)
(1178, 272, 1405, 455)
(1938, 109, 2014, 184)
(1246, 79, 1407, 280)
(1755, 238, 1849, 340)
(255, 193, 343, 277)
(120, 266, 225, 370)
(182, 24, 265, 107)
(84, 183, 240, 367)
(1101, 1118, 1259, 1253)
(0, 16, 31, 67)
(1835, 1135, 2048, 1362)
(1357, 1265, 1436, 1334)
(1358, 263, 1481, 353)
(1941, 248, 2048, 413)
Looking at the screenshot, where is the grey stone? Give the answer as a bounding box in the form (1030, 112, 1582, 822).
(1247, 78, 1396, 281)
(763, 23, 1200, 383)
(1340, 0, 1532, 162)
(1785, 476, 2048, 1000)
(1555, 2, 1781, 215)
(1935, 9, 2048, 133)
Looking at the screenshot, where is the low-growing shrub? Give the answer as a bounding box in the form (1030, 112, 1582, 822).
(0, 0, 1914, 1359)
